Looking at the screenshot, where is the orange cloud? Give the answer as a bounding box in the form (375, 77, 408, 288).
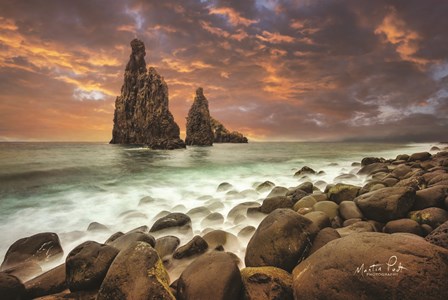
(256, 30, 295, 44)
(209, 7, 258, 27)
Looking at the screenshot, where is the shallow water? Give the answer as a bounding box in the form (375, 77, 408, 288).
(0, 141, 437, 274)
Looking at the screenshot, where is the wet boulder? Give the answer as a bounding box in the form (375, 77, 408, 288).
(413, 186, 447, 210)
(308, 228, 340, 255)
(357, 163, 389, 176)
(1, 232, 63, 270)
(107, 232, 155, 251)
(354, 187, 416, 223)
(24, 264, 66, 299)
(409, 152, 432, 162)
(294, 166, 316, 177)
(150, 213, 191, 233)
(177, 252, 242, 300)
(155, 236, 180, 258)
(0, 273, 25, 300)
(327, 183, 360, 204)
(97, 241, 174, 299)
(336, 221, 375, 237)
(241, 266, 293, 300)
(173, 236, 208, 259)
(292, 232, 448, 300)
(259, 196, 293, 214)
(245, 209, 317, 272)
(66, 241, 119, 292)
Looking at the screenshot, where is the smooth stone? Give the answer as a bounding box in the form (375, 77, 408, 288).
(217, 182, 233, 192)
(413, 186, 447, 210)
(292, 232, 448, 299)
(66, 241, 119, 292)
(293, 196, 316, 211)
(186, 206, 212, 217)
(312, 201, 339, 219)
(24, 264, 66, 299)
(409, 152, 432, 162)
(409, 207, 448, 228)
(2, 261, 42, 282)
(266, 186, 289, 198)
(104, 232, 124, 244)
(138, 195, 155, 206)
(383, 219, 423, 236)
(342, 218, 362, 227)
(338, 201, 364, 220)
(327, 183, 360, 204)
(177, 252, 243, 300)
(150, 213, 191, 233)
(304, 211, 331, 230)
(200, 212, 224, 227)
(227, 202, 259, 220)
(1, 233, 63, 271)
(126, 225, 150, 234)
(336, 221, 375, 237)
(107, 232, 155, 251)
(256, 181, 275, 193)
(173, 236, 208, 259)
(202, 230, 239, 251)
(354, 187, 416, 223)
(245, 209, 316, 272)
(238, 226, 256, 238)
(86, 222, 109, 232)
(308, 228, 340, 255)
(296, 182, 314, 194)
(97, 241, 174, 299)
(241, 266, 293, 300)
(0, 273, 25, 300)
(294, 166, 316, 177)
(357, 162, 388, 176)
(155, 236, 181, 258)
(259, 196, 293, 214)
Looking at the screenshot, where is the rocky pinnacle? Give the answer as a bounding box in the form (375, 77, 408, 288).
(185, 88, 214, 146)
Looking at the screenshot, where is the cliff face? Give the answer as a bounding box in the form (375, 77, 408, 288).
(185, 88, 214, 146)
(211, 118, 248, 143)
(110, 39, 185, 149)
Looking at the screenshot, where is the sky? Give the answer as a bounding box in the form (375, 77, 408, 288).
(0, 0, 447, 142)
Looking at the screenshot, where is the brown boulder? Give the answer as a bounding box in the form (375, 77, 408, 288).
(338, 201, 364, 220)
(0, 273, 25, 300)
(354, 187, 416, 223)
(1, 232, 63, 271)
(308, 228, 340, 255)
(150, 213, 191, 233)
(357, 163, 388, 175)
(409, 151, 432, 162)
(241, 266, 293, 300)
(259, 196, 293, 214)
(409, 207, 448, 228)
(383, 219, 423, 235)
(106, 232, 155, 251)
(413, 185, 447, 210)
(97, 241, 174, 300)
(327, 184, 360, 204)
(245, 209, 316, 272)
(177, 252, 242, 300)
(292, 232, 448, 300)
(66, 241, 119, 292)
(25, 264, 66, 299)
(155, 236, 180, 259)
(425, 220, 448, 249)
(173, 236, 208, 259)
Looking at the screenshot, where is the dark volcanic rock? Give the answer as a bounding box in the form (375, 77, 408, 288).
(185, 88, 214, 146)
(1, 232, 63, 271)
(173, 236, 208, 259)
(210, 117, 248, 143)
(354, 187, 416, 223)
(245, 209, 316, 272)
(292, 232, 448, 300)
(150, 213, 191, 232)
(110, 39, 185, 149)
(177, 252, 243, 300)
(0, 273, 25, 300)
(241, 266, 293, 300)
(66, 241, 119, 292)
(97, 241, 174, 299)
(24, 264, 66, 299)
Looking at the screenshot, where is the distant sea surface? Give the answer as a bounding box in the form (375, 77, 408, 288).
(0, 141, 436, 265)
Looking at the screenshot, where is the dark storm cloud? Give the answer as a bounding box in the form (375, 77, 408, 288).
(0, 0, 447, 141)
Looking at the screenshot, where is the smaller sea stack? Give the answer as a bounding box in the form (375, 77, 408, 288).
(185, 88, 214, 146)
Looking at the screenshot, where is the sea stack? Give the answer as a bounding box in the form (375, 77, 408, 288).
(185, 88, 214, 146)
(110, 39, 185, 149)
(211, 118, 248, 143)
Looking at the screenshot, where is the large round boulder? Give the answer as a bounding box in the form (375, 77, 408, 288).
(0, 273, 25, 300)
(97, 241, 174, 299)
(339, 201, 364, 220)
(66, 241, 119, 292)
(259, 196, 293, 214)
(241, 266, 293, 300)
(245, 209, 316, 272)
(1, 232, 63, 270)
(177, 252, 242, 300)
(292, 232, 448, 300)
(354, 187, 416, 223)
(413, 186, 447, 210)
(409, 207, 448, 228)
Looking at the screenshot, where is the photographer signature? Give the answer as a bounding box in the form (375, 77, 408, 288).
(354, 255, 407, 277)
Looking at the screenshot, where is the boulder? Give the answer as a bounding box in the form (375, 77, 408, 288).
(202, 230, 239, 251)
(210, 117, 248, 143)
(238, 226, 256, 238)
(255, 181, 275, 193)
(294, 166, 316, 177)
(312, 201, 339, 219)
(409, 207, 448, 228)
(336, 221, 375, 237)
(245, 209, 316, 272)
(308, 228, 340, 255)
(217, 182, 233, 192)
(1, 232, 63, 270)
(428, 174, 448, 187)
(409, 152, 432, 162)
(104, 232, 124, 244)
(390, 164, 412, 179)
(87, 222, 109, 232)
(1, 261, 41, 282)
(177, 252, 242, 300)
(155, 236, 180, 258)
(24, 264, 66, 299)
(97, 241, 174, 299)
(259, 196, 293, 214)
(357, 163, 388, 176)
(354, 187, 416, 223)
(110, 39, 185, 149)
(303, 211, 331, 230)
(425, 220, 448, 249)
(107, 232, 155, 251)
(327, 183, 360, 204)
(266, 186, 289, 198)
(295, 182, 314, 194)
(413, 186, 447, 210)
(173, 236, 208, 259)
(0, 273, 25, 300)
(150, 213, 191, 232)
(185, 87, 214, 146)
(293, 196, 316, 211)
(292, 232, 448, 300)
(383, 219, 422, 236)
(241, 266, 293, 300)
(338, 201, 364, 220)
(361, 157, 382, 166)
(66, 241, 119, 292)
(288, 189, 308, 204)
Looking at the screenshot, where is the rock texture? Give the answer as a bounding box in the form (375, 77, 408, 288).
(185, 88, 214, 146)
(110, 39, 185, 149)
(210, 117, 248, 143)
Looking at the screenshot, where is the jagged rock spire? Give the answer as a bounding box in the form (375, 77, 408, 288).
(185, 87, 214, 146)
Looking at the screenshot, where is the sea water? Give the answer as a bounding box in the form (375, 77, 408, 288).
(0, 141, 437, 272)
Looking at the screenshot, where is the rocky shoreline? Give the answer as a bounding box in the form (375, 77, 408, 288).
(1, 146, 448, 299)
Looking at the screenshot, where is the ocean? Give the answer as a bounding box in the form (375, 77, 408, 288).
(0, 141, 436, 271)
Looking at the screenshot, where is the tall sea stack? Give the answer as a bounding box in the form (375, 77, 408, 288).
(110, 39, 185, 149)
(185, 88, 214, 146)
